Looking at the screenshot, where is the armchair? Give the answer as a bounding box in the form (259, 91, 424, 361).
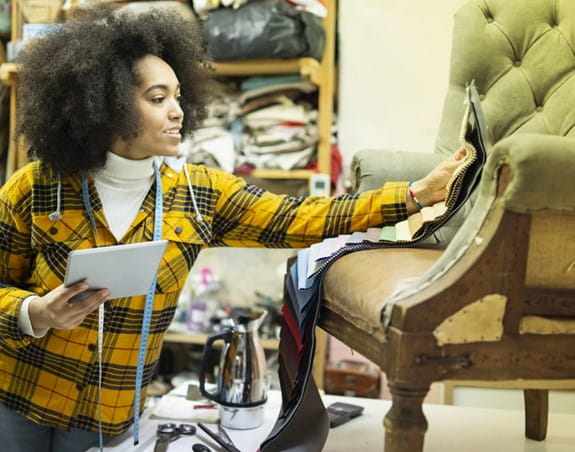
(319, 1, 575, 451)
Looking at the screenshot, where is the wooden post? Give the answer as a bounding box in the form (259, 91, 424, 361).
(316, 0, 336, 176)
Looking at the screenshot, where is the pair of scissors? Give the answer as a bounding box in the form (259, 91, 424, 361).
(153, 423, 197, 452)
(197, 423, 241, 452)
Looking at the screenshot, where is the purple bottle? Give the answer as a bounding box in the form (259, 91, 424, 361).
(186, 267, 214, 332)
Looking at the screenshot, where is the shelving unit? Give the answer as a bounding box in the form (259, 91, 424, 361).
(209, 1, 336, 180)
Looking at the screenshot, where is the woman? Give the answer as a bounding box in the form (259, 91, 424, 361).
(0, 7, 465, 451)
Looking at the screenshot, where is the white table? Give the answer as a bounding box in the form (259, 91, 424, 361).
(91, 385, 575, 452)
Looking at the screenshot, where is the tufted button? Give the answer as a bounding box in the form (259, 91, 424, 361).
(513, 60, 521, 67)
(88, 343, 96, 352)
(49, 227, 58, 235)
(76, 383, 85, 391)
(486, 16, 494, 23)
(479, 94, 486, 101)
(536, 105, 543, 112)
(175, 226, 183, 234)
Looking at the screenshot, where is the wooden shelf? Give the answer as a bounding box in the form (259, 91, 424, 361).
(212, 58, 321, 84)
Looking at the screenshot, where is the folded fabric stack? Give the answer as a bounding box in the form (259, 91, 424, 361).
(182, 74, 324, 174)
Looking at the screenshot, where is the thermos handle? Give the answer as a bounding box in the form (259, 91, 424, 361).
(199, 330, 232, 402)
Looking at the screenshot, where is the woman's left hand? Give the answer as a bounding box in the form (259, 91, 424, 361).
(28, 282, 110, 331)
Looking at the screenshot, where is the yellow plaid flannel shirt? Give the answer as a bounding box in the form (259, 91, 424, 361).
(0, 160, 407, 435)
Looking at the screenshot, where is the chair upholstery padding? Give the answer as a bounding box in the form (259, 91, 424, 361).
(436, 0, 575, 158)
(350, 150, 443, 193)
(322, 248, 442, 339)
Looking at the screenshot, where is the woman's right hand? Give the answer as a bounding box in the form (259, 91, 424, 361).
(407, 147, 467, 213)
(28, 282, 110, 330)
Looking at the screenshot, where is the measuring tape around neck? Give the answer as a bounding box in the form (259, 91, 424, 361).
(133, 161, 163, 445)
(81, 161, 163, 449)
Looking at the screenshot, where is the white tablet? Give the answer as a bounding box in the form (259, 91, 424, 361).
(64, 240, 168, 302)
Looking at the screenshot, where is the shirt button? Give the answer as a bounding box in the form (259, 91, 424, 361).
(175, 226, 183, 234)
(88, 343, 96, 352)
(49, 227, 58, 235)
(166, 172, 174, 178)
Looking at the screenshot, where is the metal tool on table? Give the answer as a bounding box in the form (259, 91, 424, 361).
(197, 422, 241, 452)
(199, 310, 269, 429)
(153, 423, 197, 452)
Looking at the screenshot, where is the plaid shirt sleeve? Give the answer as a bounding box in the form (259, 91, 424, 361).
(208, 169, 408, 248)
(0, 168, 38, 345)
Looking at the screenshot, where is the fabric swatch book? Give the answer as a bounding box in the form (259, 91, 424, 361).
(303, 81, 489, 280)
(260, 82, 490, 452)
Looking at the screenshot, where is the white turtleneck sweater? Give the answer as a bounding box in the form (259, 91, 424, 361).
(94, 152, 156, 241)
(19, 152, 157, 337)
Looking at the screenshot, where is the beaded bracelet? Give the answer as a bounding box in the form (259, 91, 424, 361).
(408, 181, 425, 210)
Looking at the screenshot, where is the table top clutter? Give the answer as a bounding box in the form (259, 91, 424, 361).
(89, 381, 575, 452)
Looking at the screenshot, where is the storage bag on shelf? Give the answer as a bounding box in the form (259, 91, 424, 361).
(203, 0, 325, 61)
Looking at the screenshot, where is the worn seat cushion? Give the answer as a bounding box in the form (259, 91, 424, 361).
(321, 248, 442, 341)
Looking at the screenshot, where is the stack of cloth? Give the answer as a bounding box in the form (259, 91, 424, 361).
(181, 74, 324, 174)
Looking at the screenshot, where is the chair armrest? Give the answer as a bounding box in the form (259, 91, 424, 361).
(486, 134, 575, 213)
(350, 149, 444, 193)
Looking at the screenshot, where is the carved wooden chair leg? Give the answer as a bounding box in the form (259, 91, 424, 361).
(524, 389, 548, 441)
(383, 382, 430, 452)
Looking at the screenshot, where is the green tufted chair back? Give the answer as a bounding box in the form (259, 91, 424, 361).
(435, 0, 575, 158)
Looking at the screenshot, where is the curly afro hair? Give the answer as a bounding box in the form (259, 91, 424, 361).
(16, 7, 212, 175)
